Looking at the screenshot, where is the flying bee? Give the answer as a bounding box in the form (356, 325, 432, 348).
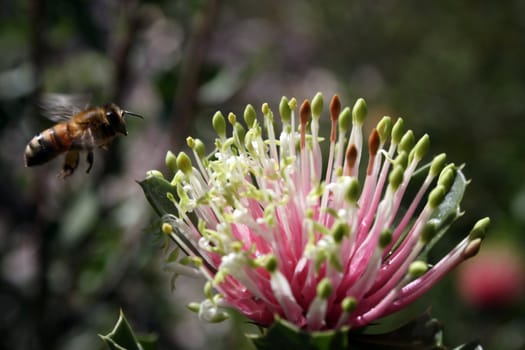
(24, 94, 143, 178)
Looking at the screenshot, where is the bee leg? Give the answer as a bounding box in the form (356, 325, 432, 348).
(86, 151, 94, 173)
(59, 150, 79, 178)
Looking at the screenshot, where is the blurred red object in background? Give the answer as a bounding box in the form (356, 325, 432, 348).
(456, 244, 525, 308)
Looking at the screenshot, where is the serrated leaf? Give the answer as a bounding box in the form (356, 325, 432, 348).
(420, 168, 468, 259)
(136, 335, 158, 350)
(138, 176, 177, 217)
(248, 312, 447, 350)
(452, 342, 483, 350)
(248, 317, 349, 350)
(347, 312, 445, 350)
(99, 310, 141, 350)
(432, 168, 468, 231)
(100, 310, 158, 350)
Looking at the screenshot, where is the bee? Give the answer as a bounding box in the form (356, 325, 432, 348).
(24, 94, 143, 178)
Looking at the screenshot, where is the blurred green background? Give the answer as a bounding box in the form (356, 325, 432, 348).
(1, 0, 524, 349)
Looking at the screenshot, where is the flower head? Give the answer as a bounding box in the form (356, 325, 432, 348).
(146, 93, 489, 331)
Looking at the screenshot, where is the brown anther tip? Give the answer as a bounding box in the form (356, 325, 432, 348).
(368, 129, 380, 157)
(463, 238, 483, 259)
(330, 95, 341, 122)
(366, 129, 380, 175)
(300, 99, 311, 125)
(346, 144, 358, 170)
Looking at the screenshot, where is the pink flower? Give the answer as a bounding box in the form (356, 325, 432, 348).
(157, 93, 489, 330)
(456, 245, 525, 308)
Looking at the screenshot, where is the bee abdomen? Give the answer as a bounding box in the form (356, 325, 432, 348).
(24, 124, 71, 167)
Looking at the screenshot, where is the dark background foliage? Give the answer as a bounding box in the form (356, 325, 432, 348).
(0, 0, 523, 349)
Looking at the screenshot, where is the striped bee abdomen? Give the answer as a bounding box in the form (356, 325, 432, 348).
(24, 123, 72, 167)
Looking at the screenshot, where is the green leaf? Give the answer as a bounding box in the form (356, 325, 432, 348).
(432, 168, 468, 230)
(248, 312, 447, 350)
(248, 317, 350, 350)
(452, 342, 483, 350)
(347, 312, 445, 350)
(99, 310, 157, 350)
(136, 335, 158, 350)
(420, 168, 468, 259)
(138, 176, 177, 217)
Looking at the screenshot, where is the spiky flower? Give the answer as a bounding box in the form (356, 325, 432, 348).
(144, 93, 489, 331)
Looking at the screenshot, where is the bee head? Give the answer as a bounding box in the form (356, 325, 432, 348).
(105, 104, 128, 135)
(105, 103, 144, 136)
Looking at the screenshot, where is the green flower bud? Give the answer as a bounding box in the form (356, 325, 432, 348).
(262, 102, 270, 115)
(244, 104, 257, 127)
(204, 281, 213, 299)
(332, 222, 350, 243)
(469, 217, 490, 240)
(376, 116, 392, 143)
(288, 97, 297, 111)
(161, 222, 173, 234)
(228, 112, 237, 125)
(187, 302, 200, 313)
(410, 134, 430, 163)
(206, 310, 230, 323)
(193, 138, 206, 159)
(311, 92, 324, 119)
(176, 152, 192, 174)
(234, 122, 246, 144)
(379, 228, 393, 248)
(437, 165, 456, 191)
(341, 297, 357, 312)
(317, 278, 333, 299)
(430, 153, 447, 177)
(420, 220, 438, 244)
(265, 255, 278, 273)
(191, 256, 203, 268)
(186, 136, 195, 148)
(428, 185, 447, 209)
(352, 98, 367, 125)
(394, 151, 408, 170)
(171, 170, 184, 186)
(279, 97, 291, 123)
(165, 150, 177, 173)
(345, 178, 360, 204)
(389, 165, 404, 190)
(231, 241, 243, 253)
(408, 261, 428, 278)
(306, 208, 314, 219)
(212, 111, 226, 138)
(399, 130, 415, 154)
(391, 118, 405, 145)
(338, 107, 352, 132)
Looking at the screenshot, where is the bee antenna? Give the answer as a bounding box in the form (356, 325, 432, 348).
(123, 110, 144, 119)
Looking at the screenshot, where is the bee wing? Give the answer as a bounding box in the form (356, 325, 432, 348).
(40, 93, 92, 121)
